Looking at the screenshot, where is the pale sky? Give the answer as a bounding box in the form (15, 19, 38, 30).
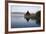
(11, 5, 41, 13)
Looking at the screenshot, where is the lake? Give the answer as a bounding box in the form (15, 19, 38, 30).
(11, 14, 40, 28)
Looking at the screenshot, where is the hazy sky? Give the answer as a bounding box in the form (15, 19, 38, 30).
(11, 5, 41, 13)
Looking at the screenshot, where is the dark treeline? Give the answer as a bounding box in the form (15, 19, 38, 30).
(35, 11, 40, 25)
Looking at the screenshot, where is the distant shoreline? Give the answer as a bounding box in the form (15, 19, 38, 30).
(11, 12, 36, 14)
(11, 13, 24, 16)
(11, 12, 25, 14)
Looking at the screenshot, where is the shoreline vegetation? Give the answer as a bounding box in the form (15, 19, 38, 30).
(24, 11, 40, 19)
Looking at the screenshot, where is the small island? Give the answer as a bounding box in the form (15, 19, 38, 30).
(24, 10, 40, 25)
(24, 11, 31, 22)
(24, 11, 31, 18)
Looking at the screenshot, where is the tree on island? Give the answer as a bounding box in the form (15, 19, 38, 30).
(25, 11, 30, 15)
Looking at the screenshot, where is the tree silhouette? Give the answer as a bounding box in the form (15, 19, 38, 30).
(25, 11, 30, 15)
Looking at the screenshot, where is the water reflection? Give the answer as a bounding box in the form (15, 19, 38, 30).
(24, 17, 30, 22)
(36, 20, 40, 26)
(11, 16, 40, 28)
(24, 16, 40, 26)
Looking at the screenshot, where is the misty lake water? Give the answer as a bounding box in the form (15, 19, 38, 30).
(11, 14, 40, 28)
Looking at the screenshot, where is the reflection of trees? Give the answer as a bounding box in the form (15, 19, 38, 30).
(25, 17, 30, 22)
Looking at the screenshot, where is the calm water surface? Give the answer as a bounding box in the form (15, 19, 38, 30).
(11, 15, 40, 28)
